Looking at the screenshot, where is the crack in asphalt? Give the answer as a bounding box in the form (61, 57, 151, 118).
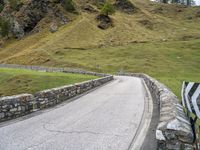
(23, 123, 125, 150)
(39, 96, 113, 132)
(43, 124, 125, 138)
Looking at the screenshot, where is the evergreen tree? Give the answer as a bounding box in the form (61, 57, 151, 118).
(0, 18, 11, 38)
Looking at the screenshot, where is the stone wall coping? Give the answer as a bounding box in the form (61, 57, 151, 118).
(33, 76, 112, 95)
(0, 94, 33, 101)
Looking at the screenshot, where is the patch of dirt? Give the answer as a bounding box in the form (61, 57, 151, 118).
(138, 19, 153, 30)
(152, 6, 164, 14)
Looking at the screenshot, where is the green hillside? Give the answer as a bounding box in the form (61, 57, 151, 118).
(0, 0, 199, 97)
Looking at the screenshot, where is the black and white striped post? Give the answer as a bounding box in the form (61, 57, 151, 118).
(182, 81, 200, 117)
(182, 81, 200, 149)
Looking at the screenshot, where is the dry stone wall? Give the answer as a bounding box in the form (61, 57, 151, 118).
(0, 94, 34, 122)
(118, 73, 194, 150)
(34, 77, 112, 109)
(0, 66, 113, 122)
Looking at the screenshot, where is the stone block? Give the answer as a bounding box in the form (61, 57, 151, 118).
(0, 113, 5, 119)
(10, 108, 17, 112)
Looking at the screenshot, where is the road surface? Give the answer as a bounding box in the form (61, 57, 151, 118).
(0, 76, 151, 150)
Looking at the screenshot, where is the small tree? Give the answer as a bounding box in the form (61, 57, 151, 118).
(0, 3, 4, 13)
(0, 18, 11, 38)
(62, 0, 76, 12)
(101, 0, 115, 16)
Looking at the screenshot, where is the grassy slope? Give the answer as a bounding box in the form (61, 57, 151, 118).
(51, 39, 200, 98)
(0, 0, 199, 98)
(0, 68, 97, 96)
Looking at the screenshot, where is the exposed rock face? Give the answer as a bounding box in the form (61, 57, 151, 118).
(114, 0, 136, 14)
(0, 0, 71, 38)
(96, 14, 112, 30)
(0, 0, 138, 38)
(15, 1, 49, 32)
(13, 19, 25, 38)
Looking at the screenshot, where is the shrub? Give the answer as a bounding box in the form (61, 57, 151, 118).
(0, 17, 11, 38)
(100, 0, 115, 16)
(62, 0, 76, 12)
(0, 3, 4, 13)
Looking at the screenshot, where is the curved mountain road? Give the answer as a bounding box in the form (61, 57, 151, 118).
(0, 76, 154, 150)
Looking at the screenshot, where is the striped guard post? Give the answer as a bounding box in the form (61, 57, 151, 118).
(182, 81, 200, 118)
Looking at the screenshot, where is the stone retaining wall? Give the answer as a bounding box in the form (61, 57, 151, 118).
(0, 64, 108, 77)
(118, 73, 194, 150)
(34, 77, 112, 109)
(0, 76, 113, 122)
(0, 94, 34, 122)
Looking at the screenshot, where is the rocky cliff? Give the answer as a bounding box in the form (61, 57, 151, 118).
(0, 0, 136, 38)
(0, 0, 75, 38)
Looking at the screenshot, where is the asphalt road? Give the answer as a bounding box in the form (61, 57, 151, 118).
(0, 76, 150, 150)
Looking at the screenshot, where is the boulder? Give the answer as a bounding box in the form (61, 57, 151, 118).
(114, 0, 137, 14)
(12, 19, 24, 38)
(96, 14, 112, 30)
